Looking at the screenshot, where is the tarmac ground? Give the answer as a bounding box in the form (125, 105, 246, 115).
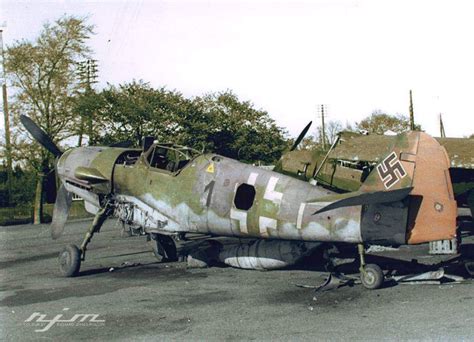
(1, 215, 473, 341)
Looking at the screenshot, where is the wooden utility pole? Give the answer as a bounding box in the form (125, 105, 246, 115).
(439, 113, 446, 138)
(409, 90, 415, 130)
(1, 25, 13, 205)
(318, 104, 327, 150)
(77, 59, 98, 146)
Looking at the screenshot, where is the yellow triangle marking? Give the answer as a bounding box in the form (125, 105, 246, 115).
(206, 163, 215, 173)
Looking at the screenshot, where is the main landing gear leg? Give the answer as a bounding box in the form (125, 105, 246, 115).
(358, 244, 384, 290)
(148, 233, 178, 262)
(58, 203, 111, 277)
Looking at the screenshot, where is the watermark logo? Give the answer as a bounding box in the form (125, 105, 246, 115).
(24, 308, 105, 332)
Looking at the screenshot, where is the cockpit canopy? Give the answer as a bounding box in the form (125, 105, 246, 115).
(145, 143, 201, 173)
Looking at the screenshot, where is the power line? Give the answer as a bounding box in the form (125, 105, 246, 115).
(77, 59, 99, 91)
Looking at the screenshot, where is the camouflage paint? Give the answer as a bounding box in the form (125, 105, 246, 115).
(112, 149, 363, 243)
(277, 132, 474, 208)
(55, 132, 457, 247)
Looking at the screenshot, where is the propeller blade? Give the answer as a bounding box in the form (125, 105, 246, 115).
(20, 115, 62, 157)
(290, 121, 312, 151)
(51, 184, 73, 240)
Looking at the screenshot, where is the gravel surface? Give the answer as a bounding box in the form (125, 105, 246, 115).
(1, 218, 473, 341)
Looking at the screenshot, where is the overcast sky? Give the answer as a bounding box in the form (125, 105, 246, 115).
(1, 0, 473, 138)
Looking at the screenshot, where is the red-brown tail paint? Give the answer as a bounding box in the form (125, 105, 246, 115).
(360, 131, 457, 244)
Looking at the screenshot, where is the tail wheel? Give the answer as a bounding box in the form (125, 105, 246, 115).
(58, 244, 81, 277)
(360, 264, 384, 289)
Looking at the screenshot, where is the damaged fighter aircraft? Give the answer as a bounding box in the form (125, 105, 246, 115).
(21, 115, 459, 289)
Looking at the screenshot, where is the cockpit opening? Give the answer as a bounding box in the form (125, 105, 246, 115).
(115, 150, 142, 166)
(146, 144, 201, 173)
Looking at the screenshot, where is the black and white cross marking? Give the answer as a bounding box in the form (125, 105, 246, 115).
(376, 152, 407, 189)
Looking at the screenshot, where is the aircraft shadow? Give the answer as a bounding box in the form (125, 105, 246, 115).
(295, 243, 473, 283)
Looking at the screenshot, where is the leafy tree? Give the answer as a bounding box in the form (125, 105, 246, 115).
(0, 164, 36, 207)
(73, 89, 105, 146)
(5, 15, 94, 223)
(96, 80, 195, 146)
(192, 91, 287, 164)
(357, 110, 421, 135)
(93, 84, 287, 164)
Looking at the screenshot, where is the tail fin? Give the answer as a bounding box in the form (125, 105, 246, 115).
(310, 131, 457, 245)
(359, 131, 457, 244)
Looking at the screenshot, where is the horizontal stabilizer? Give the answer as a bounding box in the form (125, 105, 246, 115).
(312, 187, 413, 215)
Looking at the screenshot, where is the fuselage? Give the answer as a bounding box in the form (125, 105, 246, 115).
(57, 145, 371, 244)
(59, 139, 449, 247)
(112, 153, 364, 243)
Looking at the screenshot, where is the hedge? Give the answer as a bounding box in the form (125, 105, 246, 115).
(0, 201, 92, 226)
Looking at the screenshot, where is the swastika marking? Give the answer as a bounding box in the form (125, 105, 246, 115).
(263, 176, 283, 206)
(259, 216, 277, 238)
(230, 208, 248, 234)
(376, 152, 407, 189)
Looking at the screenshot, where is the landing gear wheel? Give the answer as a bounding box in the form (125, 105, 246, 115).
(58, 244, 81, 277)
(360, 264, 384, 290)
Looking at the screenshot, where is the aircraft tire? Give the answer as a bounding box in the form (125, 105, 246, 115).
(361, 264, 384, 290)
(58, 244, 81, 277)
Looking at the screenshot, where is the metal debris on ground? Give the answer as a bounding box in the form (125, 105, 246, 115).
(295, 273, 356, 292)
(366, 245, 399, 253)
(120, 261, 140, 267)
(392, 267, 467, 285)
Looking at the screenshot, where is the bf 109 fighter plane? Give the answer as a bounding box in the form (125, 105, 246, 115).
(21, 115, 457, 289)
